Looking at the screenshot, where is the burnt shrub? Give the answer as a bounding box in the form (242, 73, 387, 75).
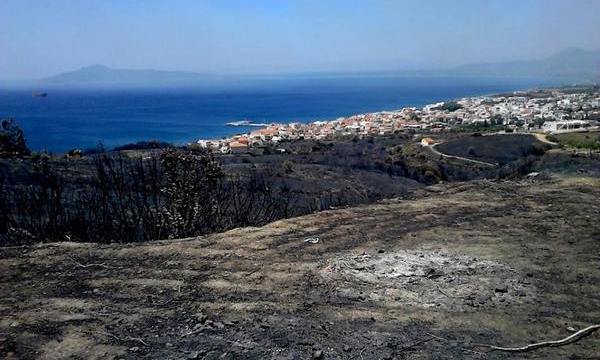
(113, 140, 172, 151)
(0, 119, 30, 159)
(282, 160, 295, 173)
(0, 147, 301, 245)
(160, 148, 223, 238)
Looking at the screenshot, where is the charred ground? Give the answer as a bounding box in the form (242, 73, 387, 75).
(1, 175, 599, 359)
(1, 132, 600, 359)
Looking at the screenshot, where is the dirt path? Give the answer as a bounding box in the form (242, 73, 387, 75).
(427, 143, 497, 167)
(477, 130, 557, 146)
(531, 132, 558, 145)
(1, 176, 600, 359)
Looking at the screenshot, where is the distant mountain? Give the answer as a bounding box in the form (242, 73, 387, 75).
(40, 65, 214, 86)
(27, 48, 600, 88)
(445, 48, 600, 81)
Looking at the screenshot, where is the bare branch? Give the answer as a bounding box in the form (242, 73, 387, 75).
(480, 324, 600, 353)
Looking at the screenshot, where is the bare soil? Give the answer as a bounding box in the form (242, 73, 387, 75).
(1, 175, 599, 359)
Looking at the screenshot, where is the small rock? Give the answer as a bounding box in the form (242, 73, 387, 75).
(187, 351, 201, 359)
(10, 321, 19, 327)
(425, 268, 443, 279)
(312, 350, 323, 359)
(128, 347, 139, 352)
(566, 326, 577, 332)
(166, 342, 173, 347)
(494, 286, 508, 293)
(214, 321, 225, 329)
(343, 345, 351, 352)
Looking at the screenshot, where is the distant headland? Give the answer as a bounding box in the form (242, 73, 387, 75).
(3, 48, 599, 89)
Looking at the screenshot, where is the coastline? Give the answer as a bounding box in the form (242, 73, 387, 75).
(192, 82, 570, 148)
(0, 76, 564, 152)
(195, 84, 598, 154)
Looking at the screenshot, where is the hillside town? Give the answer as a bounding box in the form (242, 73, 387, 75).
(197, 87, 600, 153)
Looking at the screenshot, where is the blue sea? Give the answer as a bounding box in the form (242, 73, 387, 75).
(0, 76, 561, 152)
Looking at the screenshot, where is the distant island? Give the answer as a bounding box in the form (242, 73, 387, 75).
(5, 48, 599, 89)
(38, 64, 216, 87)
(439, 47, 600, 80)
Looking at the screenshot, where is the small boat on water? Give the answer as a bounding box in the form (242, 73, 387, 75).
(32, 91, 48, 97)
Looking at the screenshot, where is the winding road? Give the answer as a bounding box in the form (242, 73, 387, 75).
(427, 143, 497, 167)
(425, 132, 558, 167)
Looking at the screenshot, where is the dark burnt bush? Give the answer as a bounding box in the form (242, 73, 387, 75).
(0, 148, 302, 245)
(113, 140, 172, 151)
(160, 148, 223, 238)
(0, 119, 30, 159)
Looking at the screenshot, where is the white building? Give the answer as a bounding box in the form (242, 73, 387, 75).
(542, 120, 592, 134)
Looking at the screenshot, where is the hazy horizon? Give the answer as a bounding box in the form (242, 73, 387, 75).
(11, 47, 600, 81)
(2, 0, 599, 81)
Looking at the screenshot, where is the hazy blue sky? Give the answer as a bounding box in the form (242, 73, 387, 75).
(1, 0, 599, 80)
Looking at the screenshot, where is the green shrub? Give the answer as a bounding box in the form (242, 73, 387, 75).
(438, 101, 463, 112)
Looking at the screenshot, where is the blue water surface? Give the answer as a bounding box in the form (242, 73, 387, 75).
(0, 76, 561, 152)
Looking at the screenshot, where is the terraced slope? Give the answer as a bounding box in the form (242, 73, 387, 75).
(1, 176, 599, 359)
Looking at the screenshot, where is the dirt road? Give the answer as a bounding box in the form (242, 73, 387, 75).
(427, 143, 497, 167)
(531, 132, 558, 145)
(1, 176, 599, 359)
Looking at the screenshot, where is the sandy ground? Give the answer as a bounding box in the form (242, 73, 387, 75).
(1, 176, 599, 359)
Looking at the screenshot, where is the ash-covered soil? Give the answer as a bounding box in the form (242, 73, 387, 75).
(1, 176, 599, 359)
(322, 250, 535, 312)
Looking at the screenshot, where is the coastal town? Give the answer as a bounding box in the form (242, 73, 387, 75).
(197, 87, 600, 154)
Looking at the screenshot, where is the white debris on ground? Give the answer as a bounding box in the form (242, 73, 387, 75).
(304, 237, 320, 244)
(320, 250, 535, 311)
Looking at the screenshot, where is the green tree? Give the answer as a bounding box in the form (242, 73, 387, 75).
(490, 114, 504, 125)
(440, 101, 463, 112)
